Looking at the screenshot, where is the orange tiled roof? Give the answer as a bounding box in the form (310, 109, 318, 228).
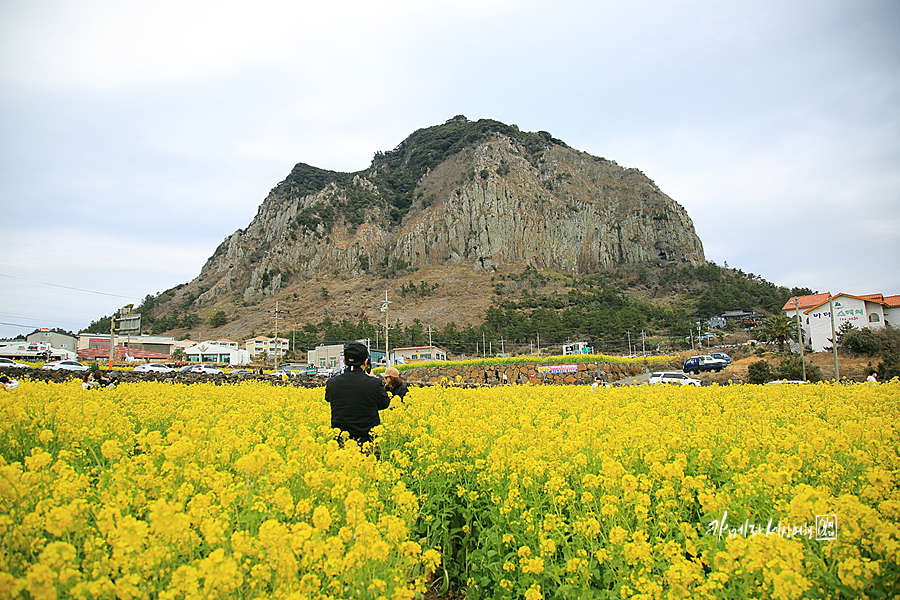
(884, 295, 900, 308)
(781, 293, 831, 313)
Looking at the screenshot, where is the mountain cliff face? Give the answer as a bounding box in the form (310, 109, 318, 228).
(194, 116, 704, 310)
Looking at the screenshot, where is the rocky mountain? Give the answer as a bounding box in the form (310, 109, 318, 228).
(143, 116, 706, 338)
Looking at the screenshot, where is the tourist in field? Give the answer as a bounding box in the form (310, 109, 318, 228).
(0, 374, 19, 391)
(382, 366, 408, 402)
(82, 373, 96, 390)
(325, 342, 390, 450)
(97, 371, 115, 388)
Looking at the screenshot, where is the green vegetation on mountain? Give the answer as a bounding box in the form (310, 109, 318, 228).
(126, 261, 809, 357)
(479, 262, 808, 347)
(274, 116, 566, 227)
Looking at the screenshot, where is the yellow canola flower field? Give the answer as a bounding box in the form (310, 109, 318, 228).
(0, 381, 435, 600)
(1, 379, 898, 599)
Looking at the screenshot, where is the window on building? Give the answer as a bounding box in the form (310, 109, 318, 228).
(869, 314, 880, 323)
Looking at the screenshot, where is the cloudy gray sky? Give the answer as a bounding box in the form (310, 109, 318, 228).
(1, 0, 898, 339)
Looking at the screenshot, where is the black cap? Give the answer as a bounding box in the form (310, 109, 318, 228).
(343, 342, 369, 366)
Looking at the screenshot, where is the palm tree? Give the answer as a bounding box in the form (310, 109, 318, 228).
(760, 314, 796, 352)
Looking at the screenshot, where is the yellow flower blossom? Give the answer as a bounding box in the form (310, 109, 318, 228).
(0, 378, 897, 598)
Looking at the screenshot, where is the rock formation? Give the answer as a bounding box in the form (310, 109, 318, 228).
(194, 116, 704, 308)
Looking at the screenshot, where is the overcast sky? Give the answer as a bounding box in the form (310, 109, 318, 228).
(1, 0, 898, 340)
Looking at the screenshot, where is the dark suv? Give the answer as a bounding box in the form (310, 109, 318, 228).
(683, 355, 728, 375)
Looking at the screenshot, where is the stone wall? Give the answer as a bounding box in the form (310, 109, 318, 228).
(401, 358, 682, 386)
(4, 357, 682, 389)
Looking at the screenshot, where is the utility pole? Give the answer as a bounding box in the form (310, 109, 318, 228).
(268, 301, 288, 370)
(627, 330, 632, 355)
(109, 312, 116, 369)
(537, 333, 540, 355)
(482, 332, 486, 357)
(641, 330, 646, 355)
(793, 298, 807, 380)
(828, 293, 840, 381)
(499, 337, 506, 355)
(380, 291, 392, 366)
(426, 325, 433, 347)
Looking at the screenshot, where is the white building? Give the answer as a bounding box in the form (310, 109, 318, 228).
(307, 343, 344, 369)
(27, 329, 77, 352)
(0, 340, 76, 361)
(244, 336, 289, 359)
(184, 342, 251, 365)
(391, 345, 447, 364)
(782, 292, 894, 353)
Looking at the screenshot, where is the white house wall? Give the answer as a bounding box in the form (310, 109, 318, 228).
(802, 296, 885, 353)
(885, 306, 900, 328)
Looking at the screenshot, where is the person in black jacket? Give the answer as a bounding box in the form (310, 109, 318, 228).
(382, 366, 409, 402)
(325, 342, 390, 449)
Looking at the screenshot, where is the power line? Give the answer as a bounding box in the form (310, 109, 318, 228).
(0, 272, 141, 300)
(0, 313, 86, 327)
(1, 321, 31, 328)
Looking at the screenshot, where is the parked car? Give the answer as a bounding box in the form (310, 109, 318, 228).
(133, 363, 175, 373)
(227, 368, 253, 374)
(175, 365, 196, 373)
(649, 371, 702, 386)
(42, 360, 90, 372)
(316, 367, 343, 378)
(683, 355, 728, 375)
(188, 364, 224, 375)
(271, 367, 298, 378)
(0, 357, 30, 369)
(710, 352, 732, 364)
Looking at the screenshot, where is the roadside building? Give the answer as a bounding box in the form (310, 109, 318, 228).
(720, 310, 763, 326)
(708, 315, 727, 328)
(244, 336, 289, 360)
(207, 339, 239, 349)
(308, 341, 386, 368)
(27, 329, 77, 353)
(391, 345, 448, 364)
(884, 295, 900, 328)
(184, 342, 251, 365)
(307, 343, 344, 369)
(0, 340, 76, 361)
(782, 292, 891, 353)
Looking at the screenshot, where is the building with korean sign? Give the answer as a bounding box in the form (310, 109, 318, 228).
(782, 292, 898, 353)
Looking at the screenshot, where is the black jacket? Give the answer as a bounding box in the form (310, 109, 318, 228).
(386, 381, 409, 401)
(325, 367, 391, 441)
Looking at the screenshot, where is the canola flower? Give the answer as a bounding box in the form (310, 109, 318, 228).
(1, 378, 898, 599)
(0, 380, 433, 599)
(380, 380, 899, 599)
